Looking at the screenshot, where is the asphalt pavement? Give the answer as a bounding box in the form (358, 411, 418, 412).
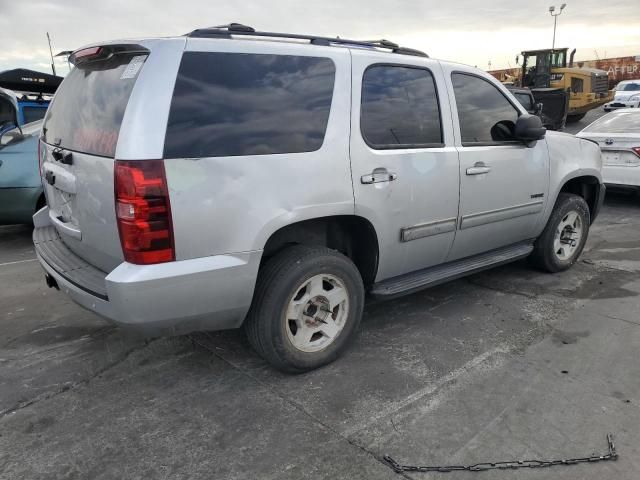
(1, 111, 639, 479)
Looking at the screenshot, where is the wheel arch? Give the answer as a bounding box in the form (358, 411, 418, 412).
(557, 174, 602, 223)
(261, 215, 380, 287)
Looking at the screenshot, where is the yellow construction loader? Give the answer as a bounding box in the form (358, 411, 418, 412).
(515, 48, 613, 122)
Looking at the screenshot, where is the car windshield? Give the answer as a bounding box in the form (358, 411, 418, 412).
(618, 82, 640, 91)
(582, 111, 640, 134)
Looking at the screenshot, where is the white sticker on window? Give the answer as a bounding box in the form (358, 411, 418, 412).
(120, 55, 146, 80)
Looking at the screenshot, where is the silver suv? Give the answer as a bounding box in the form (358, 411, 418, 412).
(34, 24, 605, 372)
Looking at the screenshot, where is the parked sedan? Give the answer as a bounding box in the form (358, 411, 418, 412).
(0, 119, 45, 224)
(604, 80, 640, 112)
(577, 109, 640, 188)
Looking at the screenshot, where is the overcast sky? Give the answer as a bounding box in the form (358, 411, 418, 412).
(1, 0, 639, 75)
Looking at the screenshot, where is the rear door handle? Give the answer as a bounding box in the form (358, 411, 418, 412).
(361, 168, 398, 184)
(466, 162, 491, 175)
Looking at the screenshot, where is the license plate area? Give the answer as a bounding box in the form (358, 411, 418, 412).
(602, 152, 621, 165)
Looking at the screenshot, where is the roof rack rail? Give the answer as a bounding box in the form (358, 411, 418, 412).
(186, 24, 428, 58)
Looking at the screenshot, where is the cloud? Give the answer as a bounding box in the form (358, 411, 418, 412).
(0, 0, 639, 73)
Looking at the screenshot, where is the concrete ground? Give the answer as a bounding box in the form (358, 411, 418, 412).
(1, 112, 638, 479)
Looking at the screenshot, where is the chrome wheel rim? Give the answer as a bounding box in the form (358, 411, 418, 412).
(553, 210, 583, 261)
(284, 274, 350, 353)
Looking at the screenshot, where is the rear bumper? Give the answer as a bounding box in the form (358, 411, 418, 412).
(33, 215, 261, 336)
(604, 100, 640, 110)
(602, 164, 640, 188)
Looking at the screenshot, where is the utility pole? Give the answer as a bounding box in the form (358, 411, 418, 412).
(46, 32, 57, 76)
(549, 4, 566, 50)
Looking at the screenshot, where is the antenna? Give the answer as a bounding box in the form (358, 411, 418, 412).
(46, 32, 57, 76)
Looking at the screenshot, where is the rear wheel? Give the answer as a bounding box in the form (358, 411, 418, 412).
(244, 245, 364, 373)
(530, 193, 590, 272)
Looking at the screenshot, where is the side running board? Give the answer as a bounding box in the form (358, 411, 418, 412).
(370, 242, 534, 299)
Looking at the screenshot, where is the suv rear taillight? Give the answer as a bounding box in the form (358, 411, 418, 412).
(632, 147, 640, 158)
(114, 160, 174, 265)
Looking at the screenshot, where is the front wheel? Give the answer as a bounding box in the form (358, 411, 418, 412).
(244, 245, 364, 373)
(530, 193, 590, 273)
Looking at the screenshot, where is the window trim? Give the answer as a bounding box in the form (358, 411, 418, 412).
(360, 63, 445, 151)
(451, 71, 524, 148)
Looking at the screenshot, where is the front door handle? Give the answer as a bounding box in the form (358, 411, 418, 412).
(466, 162, 491, 175)
(361, 168, 398, 184)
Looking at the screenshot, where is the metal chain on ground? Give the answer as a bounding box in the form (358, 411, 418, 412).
(384, 433, 618, 474)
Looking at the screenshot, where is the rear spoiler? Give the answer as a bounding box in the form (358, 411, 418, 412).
(69, 44, 149, 67)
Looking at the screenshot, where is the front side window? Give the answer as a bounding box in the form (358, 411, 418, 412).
(164, 52, 336, 158)
(361, 65, 442, 148)
(452, 73, 520, 145)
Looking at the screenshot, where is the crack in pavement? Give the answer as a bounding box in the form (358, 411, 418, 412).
(601, 313, 640, 328)
(188, 334, 416, 480)
(0, 339, 155, 420)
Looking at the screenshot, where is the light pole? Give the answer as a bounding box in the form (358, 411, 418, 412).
(549, 4, 566, 50)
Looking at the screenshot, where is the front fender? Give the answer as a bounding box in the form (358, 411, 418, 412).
(540, 132, 603, 227)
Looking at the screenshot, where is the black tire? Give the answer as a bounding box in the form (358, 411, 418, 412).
(530, 193, 590, 273)
(244, 245, 364, 373)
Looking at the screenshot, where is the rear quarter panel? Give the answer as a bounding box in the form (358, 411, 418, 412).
(165, 40, 354, 260)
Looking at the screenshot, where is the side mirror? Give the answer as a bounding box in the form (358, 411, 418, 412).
(514, 114, 546, 144)
(515, 55, 520, 65)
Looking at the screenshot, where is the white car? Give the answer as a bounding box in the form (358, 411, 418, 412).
(577, 109, 640, 187)
(604, 80, 640, 111)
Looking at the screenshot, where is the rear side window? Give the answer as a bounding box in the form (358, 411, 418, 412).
(164, 52, 336, 158)
(361, 65, 442, 148)
(452, 73, 520, 145)
(42, 53, 147, 158)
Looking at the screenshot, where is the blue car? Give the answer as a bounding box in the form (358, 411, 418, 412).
(0, 119, 45, 224)
(0, 69, 62, 224)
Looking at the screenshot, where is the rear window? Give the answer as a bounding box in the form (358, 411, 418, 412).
(164, 52, 335, 158)
(42, 53, 147, 158)
(582, 111, 640, 134)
